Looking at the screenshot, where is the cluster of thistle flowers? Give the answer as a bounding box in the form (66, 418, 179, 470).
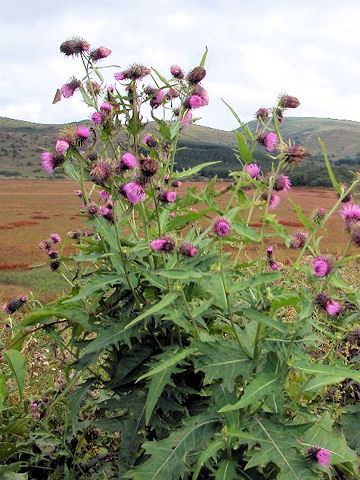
(55, 36, 208, 130)
(311, 201, 360, 316)
(2, 296, 27, 315)
(150, 216, 230, 256)
(38, 233, 62, 271)
(244, 95, 311, 215)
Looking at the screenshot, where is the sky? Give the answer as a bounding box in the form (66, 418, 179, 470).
(1, 0, 360, 131)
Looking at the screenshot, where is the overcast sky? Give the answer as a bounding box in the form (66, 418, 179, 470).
(1, 0, 360, 131)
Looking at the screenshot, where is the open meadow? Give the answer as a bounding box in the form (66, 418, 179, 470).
(0, 178, 355, 302)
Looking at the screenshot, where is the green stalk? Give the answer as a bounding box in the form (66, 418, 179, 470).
(179, 281, 199, 336)
(219, 241, 252, 359)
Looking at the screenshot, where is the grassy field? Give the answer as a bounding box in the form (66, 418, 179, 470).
(0, 179, 355, 302)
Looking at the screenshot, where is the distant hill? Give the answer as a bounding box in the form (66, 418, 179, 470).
(0, 116, 360, 185)
(247, 117, 360, 160)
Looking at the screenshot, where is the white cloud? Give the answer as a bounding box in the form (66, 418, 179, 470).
(1, 0, 360, 130)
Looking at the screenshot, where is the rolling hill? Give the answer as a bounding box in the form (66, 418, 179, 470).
(0, 116, 360, 183)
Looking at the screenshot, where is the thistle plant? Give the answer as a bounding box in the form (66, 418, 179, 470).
(3, 37, 360, 479)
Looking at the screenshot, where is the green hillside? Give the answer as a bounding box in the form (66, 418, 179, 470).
(0, 116, 360, 185)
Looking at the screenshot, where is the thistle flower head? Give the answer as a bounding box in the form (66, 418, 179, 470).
(214, 217, 231, 237)
(100, 102, 113, 113)
(158, 190, 177, 203)
(307, 447, 331, 467)
(274, 174, 291, 193)
(121, 182, 146, 204)
(290, 230, 309, 248)
(340, 203, 360, 231)
(167, 87, 180, 99)
(55, 139, 69, 154)
(50, 233, 61, 243)
(315, 293, 341, 315)
(171, 179, 182, 188)
(60, 78, 81, 98)
(255, 107, 270, 120)
(282, 142, 310, 164)
(89, 46, 111, 62)
(143, 134, 158, 148)
(188, 95, 203, 109)
(279, 94, 300, 109)
(77, 126, 91, 139)
(263, 132, 279, 152)
(140, 157, 159, 177)
(245, 163, 261, 179)
(150, 236, 175, 252)
(269, 260, 279, 271)
(312, 207, 326, 224)
(90, 159, 113, 185)
(99, 206, 113, 223)
(60, 37, 90, 56)
(170, 65, 184, 79)
(312, 256, 333, 277)
(187, 66, 206, 84)
(117, 152, 138, 172)
(192, 84, 209, 105)
(114, 71, 125, 81)
(261, 192, 280, 211)
(150, 90, 165, 108)
(123, 64, 151, 81)
(91, 112, 103, 124)
(180, 111, 193, 127)
(180, 242, 198, 257)
(3, 296, 27, 314)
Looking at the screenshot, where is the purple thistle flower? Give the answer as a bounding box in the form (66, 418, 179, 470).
(150, 90, 165, 109)
(269, 260, 279, 271)
(189, 95, 203, 109)
(41, 152, 55, 173)
(312, 207, 326, 224)
(77, 126, 91, 139)
(99, 206, 113, 223)
(274, 174, 291, 193)
(90, 159, 113, 184)
(290, 230, 308, 248)
(180, 111, 192, 127)
(99, 190, 111, 201)
(90, 46, 111, 62)
(158, 190, 177, 203)
(315, 293, 341, 316)
(55, 139, 69, 154)
(74, 189, 83, 198)
(340, 203, 360, 231)
(60, 38, 90, 56)
(307, 447, 331, 467)
(91, 112, 103, 124)
(179, 242, 198, 257)
(170, 65, 184, 79)
(312, 256, 333, 277)
(192, 85, 209, 106)
(150, 236, 176, 252)
(214, 217, 231, 237)
(39, 239, 52, 251)
(264, 132, 279, 152)
(245, 163, 261, 179)
(100, 102, 113, 113)
(143, 134, 158, 148)
(60, 78, 81, 98)
(266, 246, 273, 257)
(114, 71, 125, 81)
(279, 94, 300, 109)
(122, 182, 146, 204)
(3, 296, 27, 314)
(50, 233, 61, 243)
(255, 107, 270, 120)
(118, 152, 138, 171)
(265, 192, 280, 211)
(171, 179, 182, 188)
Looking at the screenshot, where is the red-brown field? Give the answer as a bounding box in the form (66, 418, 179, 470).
(0, 179, 354, 301)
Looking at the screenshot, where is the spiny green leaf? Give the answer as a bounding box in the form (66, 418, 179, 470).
(18, 306, 91, 331)
(4, 350, 26, 398)
(233, 130, 253, 164)
(193, 438, 224, 480)
(215, 459, 242, 479)
(319, 137, 341, 194)
(63, 274, 120, 304)
(173, 161, 221, 179)
(138, 347, 196, 382)
(193, 337, 253, 392)
(199, 47, 208, 67)
(125, 292, 180, 330)
(288, 198, 314, 232)
(124, 412, 218, 480)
